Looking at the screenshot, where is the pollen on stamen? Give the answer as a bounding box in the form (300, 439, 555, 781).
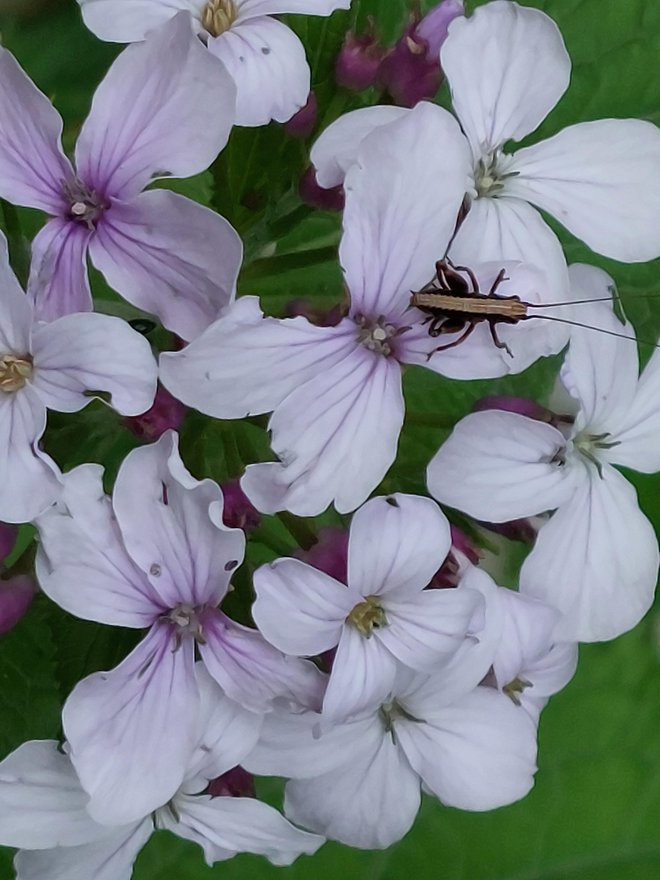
(0, 354, 33, 393)
(347, 595, 387, 638)
(201, 0, 237, 37)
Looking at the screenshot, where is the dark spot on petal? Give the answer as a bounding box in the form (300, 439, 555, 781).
(261, 46, 270, 55)
(161, 482, 169, 505)
(385, 496, 399, 507)
(224, 560, 239, 572)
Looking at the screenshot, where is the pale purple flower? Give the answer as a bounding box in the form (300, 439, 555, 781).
(253, 494, 483, 722)
(0, 13, 241, 339)
(77, 0, 351, 127)
(34, 431, 325, 824)
(0, 234, 157, 524)
(0, 666, 324, 879)
(428, 266, 660, 642)
(245, 664, 538, 849)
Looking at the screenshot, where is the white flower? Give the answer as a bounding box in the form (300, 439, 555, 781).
(253, 494, 483, 722)
(0, 666, 324, 880)
(77, 0, 350, 126)
(427, 265, 660, 642)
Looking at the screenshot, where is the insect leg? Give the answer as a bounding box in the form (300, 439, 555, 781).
(489, 268, 509, 296)
(426, 322, 476, 360)
(452, 264, 480, 293)
(489, 321, 514, 358)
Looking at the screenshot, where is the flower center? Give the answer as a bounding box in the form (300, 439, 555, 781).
(473, 150, 517, 199)
(356, 315, 406, 357)
(62, 178, 106, 229)
(163, 603, 207, 648)
(347, 595, 387, 638)
(0, 354, 33, 393)
(502, 676, 533, 706)
(201, 0, 237, 37)
(573, 431, 621, 478)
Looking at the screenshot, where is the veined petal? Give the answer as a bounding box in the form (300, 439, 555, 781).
(89, 191, 242, 341)
(252, 558, 351, 657)
(0, 233, 33, 353)
(200, 611, 326, 713)
(0, 388, 61, 524)
(340, 102, 471, 321)
(63, 624, 199, 826)
(0, 48, 73, 212)
(311, 107, 408, 189)
(14, 820, 153, 880)
(609, 346, 660, 473)
(520, 462, 659, 642)
(112, 432, 245, 607)
(322, 626, 399, 722)
(210, 17, 309, 127)
(161, 795, 323, 866)
(237, 0, 350, 18)
(347, 494, 451, 599)
(427, 410, 576, 522)
(76, 12, 236, 200)
(0, 741, 108, 849)
(241, 346, 404, 516)
(160, 301, 354, 419)
(28, 220, 93, 322)
(35, 464, 163, 627)
(441, 0, 570, 154)
(78, 0, 203, 42)
(284, 725, 420, 849)
(506, 119, 660, 262)
(31, 313, 157, 415)
(397, 687, 538, 811)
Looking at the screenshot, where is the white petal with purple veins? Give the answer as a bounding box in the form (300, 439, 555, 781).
(28, 220, 93, 322)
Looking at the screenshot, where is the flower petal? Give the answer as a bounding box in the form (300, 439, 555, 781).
(35, 463, 163, 627)
(78, 0, 201, 42)
(112, 432, 245, 607)
(427, 410, 576, 522)
(27, 220, 93, 322)
(609, 346, 660, 473)
(340, 102, 471, 321)
(311, 106, 409, 189)
(252, 558, 351, 657)
(0, 388, 61, 524)
(210, 17, 308, 127)
(0, 232, 33, 353)
(76, 12, 236, 199)
(241, 346, 404, 516)
(14, 820, 152, 880)
(347, 494, 451, 599)
(161, 794, 324, 866)
(237, 0, 350, 18)
(0, 741, 107, 849)
(160, 300, 354, 419)
(31, 313, 157, 415)
(0, 48, 73, 212)
(507, 119, 660, 262)
(200, 611, 326, 713)
(441, 0, 570, 153)
(89, 190, 242, 341)
(63, 624, 199, 825)
(397, 686, 538, 811)
(520, 462, 659, 642)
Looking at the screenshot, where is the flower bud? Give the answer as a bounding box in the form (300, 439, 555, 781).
(207, 766, 256, 798)
(429, 525, 480, 588)
(335, 21, 387, 92)
(0, 523, 18, 564)
(473, 394, 557, 424)
(0, 575, 36, 635)
(123, 384, 187, 441)
(221, 480, 261, 532)
(415, 0, 464, 58)
(478, 518, 540, 544)
(299, 166, 345, 212)
(296, 526, 349, 585)
(284, 91, 318, 138)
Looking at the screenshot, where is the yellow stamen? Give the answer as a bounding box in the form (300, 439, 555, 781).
(201, 0, 237, 37)
(347, 596, 387, 638)
(0, 354, 32, 393)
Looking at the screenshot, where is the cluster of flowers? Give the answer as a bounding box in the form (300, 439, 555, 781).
(0, 0, 659, 877)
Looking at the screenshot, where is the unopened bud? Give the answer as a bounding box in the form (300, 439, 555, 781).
(207, 766, 256, 798)
(284, 91, 318, 139)
(0, 523, 18, 564)
(0, 575, 36, 635)
(473, 395, 558, 424)
(429, 525, 480, 588)
(415, 0, 465, 59)
(335, 21, 387, 92)
(296, 526, 349, 585)
(299, 166, 345, 212)
(478, 518, 539, 544)
(221, 480, 261, 532)
(123, 384, 187, 441)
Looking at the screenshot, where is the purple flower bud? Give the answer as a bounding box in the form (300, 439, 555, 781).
(477, 518, 539, 544)
(284, 91, 318, 139)
(335, 21, 387, 92)
(0, 575, 36, 635)
(428, 525, 480, 588)
(207, 766, 256, 798)
(0, 523, 18, 564)
(472, 395, 557, 423)
(296, 526, 349, 585)
(299, 166, 345, 212)
(415, 0, 465, 59)
(221, 480, 261, 533)
(123, 384, 187, 441)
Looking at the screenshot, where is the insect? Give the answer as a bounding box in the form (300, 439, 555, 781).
(409, 259, 657, 358)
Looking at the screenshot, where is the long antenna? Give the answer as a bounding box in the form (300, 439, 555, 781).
(527, 293, 660, 309)
(530, 313, 660, 349)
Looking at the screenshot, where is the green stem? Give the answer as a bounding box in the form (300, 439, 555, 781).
(405, 412, 455, 429)
(242, 245, 338, 280)
(277, 512, 317, 551)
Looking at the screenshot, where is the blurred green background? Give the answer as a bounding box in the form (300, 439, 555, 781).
(1, 1, 660, 878)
